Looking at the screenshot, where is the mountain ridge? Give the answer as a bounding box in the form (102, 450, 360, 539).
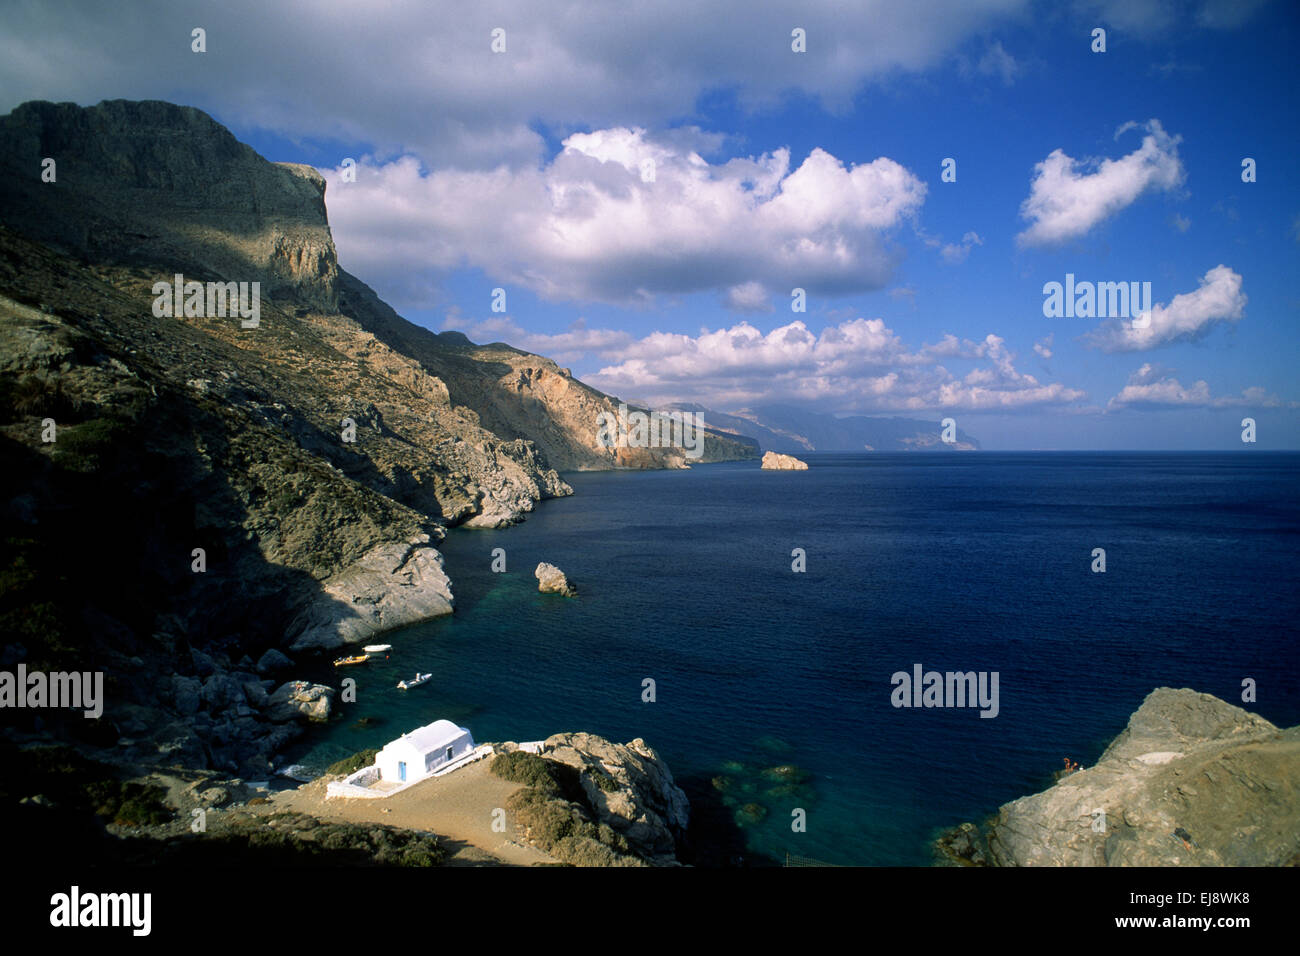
(668, 402, 981, 452)
(0, 98, 752, 779)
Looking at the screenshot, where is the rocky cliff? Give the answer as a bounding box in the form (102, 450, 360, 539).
(492, 733, 691, 865)
(936, 688, 1300, 866)
(0, 98, 753, 779)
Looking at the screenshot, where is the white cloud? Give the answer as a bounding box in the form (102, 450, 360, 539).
(1033, 334, 1054, 359)
(724, 282, 774, 313)
(1084, 264, 1246, 352)
(977, 40, 1021, 85)
(1108, 363, 1285, 409)
(584, 318, 1086, 413)
(1017, 120, 1184, 246)
(941, 231, 984, 264)
(0, 0, 1037, 171)
(441, 315, 634, 365)
(324, 131, 927, 307)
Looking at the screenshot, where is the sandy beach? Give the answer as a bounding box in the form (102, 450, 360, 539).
(274, 761, 556, 866)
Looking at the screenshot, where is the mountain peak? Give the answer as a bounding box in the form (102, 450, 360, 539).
(0, 98, 340, 312)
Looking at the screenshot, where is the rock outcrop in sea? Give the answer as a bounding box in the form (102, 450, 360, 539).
(760, 451, 809, 470)
(935, 688, 1300, 866)
(534, 562, 577, 597)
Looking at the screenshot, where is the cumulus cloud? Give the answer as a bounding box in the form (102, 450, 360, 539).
(1017, 120, 1184, 246)
(0, 0, 1039, 171)
(1108, 363, 1285, 409)
(324, 130, 927, 307)
(724, 282, 774, 313)
(1084, 264, 1246, 352)
(1033, 334, 1054, 359)
(583, 319, 1086, 413)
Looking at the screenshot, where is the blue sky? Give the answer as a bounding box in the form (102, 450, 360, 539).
(3, 0, 1297, 448)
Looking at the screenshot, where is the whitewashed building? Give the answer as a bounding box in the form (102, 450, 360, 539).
(377, 719, 476, 784)
(326, 718, 485, 798)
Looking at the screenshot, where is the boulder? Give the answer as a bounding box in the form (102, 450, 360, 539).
(242, 680, 269, 708)
(535, 562, 577, 597)
(190, 649, 217, 677)
(760, 451, 808, 470)
(256, 648, 293, 675)
(200, 673, 244, 710)
(266, 681, 335, 723)
(171, 676, 202, 716)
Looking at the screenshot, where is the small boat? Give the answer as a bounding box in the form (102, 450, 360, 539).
(333, 654, 370, 667)
(397, 673, 432, 690)
(363, 644, 393, 654)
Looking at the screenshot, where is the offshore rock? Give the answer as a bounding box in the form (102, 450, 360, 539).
(535, 562, 576, 597)
(760, 451, 809, 470)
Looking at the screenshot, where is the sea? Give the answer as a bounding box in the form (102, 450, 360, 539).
(282, 452, 1300, 866)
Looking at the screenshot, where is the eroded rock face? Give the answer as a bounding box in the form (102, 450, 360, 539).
(543, 732, 690, 863)
(760, 451, 809, 470)
(287, 534, 454, 650)
(535, 562, 576, 597)
(0, 100, 341, 312)
(936, 688, 1299, 867)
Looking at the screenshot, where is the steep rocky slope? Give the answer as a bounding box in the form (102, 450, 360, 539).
(0, 98, 753, 779)
(936, 688, 1299, 866)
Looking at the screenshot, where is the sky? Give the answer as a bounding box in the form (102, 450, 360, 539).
(2, 0, 1297, 449)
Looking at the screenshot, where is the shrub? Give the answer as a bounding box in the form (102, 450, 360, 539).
(85, 780, 172, 827)
(0, 373, 84, 423)
(326, 748, 378, 776)
(51, 416, 129, 472)
(491, 751, 560, 793)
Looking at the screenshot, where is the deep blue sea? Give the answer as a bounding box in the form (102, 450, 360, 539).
(284, 452, 1300, 866)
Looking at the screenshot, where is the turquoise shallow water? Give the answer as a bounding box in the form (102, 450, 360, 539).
(284, 452, 1300, 865)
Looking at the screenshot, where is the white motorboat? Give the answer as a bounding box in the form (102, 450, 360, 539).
(397, 673, 432, 690)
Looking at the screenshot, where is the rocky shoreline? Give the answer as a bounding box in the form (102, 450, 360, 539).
(0, 99, 754, 794)
(935, 688, 1300, 867)
(1, 728, 696, 867)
